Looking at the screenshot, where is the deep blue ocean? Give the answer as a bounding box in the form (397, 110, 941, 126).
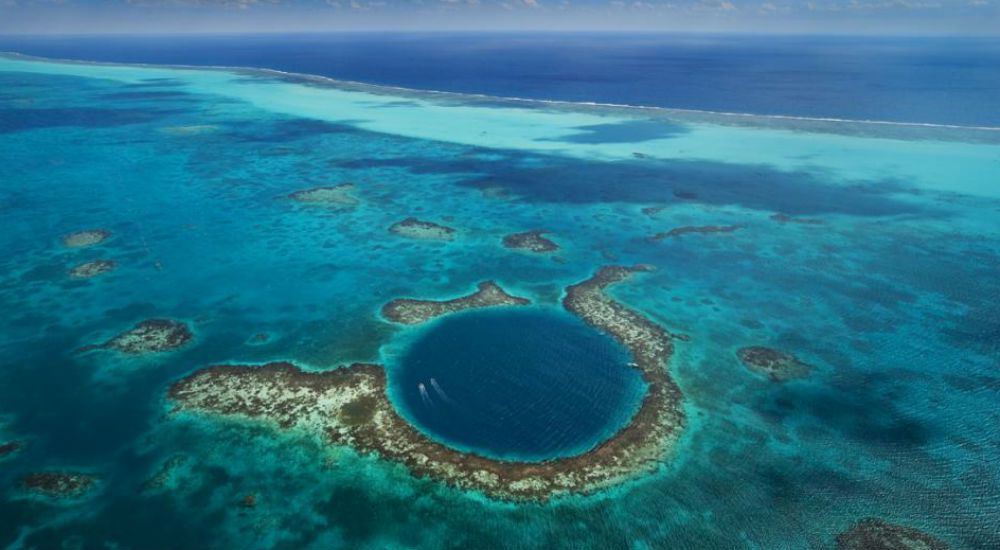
(392, 309, 643, 461)
(2, 33, 1000, 126)
(1, 34, 999, 550)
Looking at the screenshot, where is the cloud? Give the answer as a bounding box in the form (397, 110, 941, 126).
(122, 0, 267, 7)
(692, 0, 739, 10)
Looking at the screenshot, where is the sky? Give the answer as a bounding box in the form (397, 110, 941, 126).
(0, 0, 998, 35)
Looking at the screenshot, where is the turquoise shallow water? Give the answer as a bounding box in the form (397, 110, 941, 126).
(0, 53, 999, 549)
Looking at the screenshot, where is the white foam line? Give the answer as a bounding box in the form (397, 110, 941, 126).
(418, 382, 433, 407)
(430, 377, 455, 404)
(3, 50, 999, 132)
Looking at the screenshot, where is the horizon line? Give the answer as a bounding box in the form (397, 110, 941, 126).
(3, 29, 1000, 38)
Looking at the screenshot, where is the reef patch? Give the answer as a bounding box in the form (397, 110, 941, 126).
(771, 213, 824, 225)
(168, 266, 685, 500)
(288, 184, 358, 208)
(0, 440, 24, 460)
(389, 217, 456, 241)
(69, 259, 116, 279)
(141, 454, 188, 493)
(381, 281, 529, 325)
(737, 346, 812, 382)
(836, 518, 951, 550)
(650, 225, 742, 241)
(502, 230, 559, 253)
(240, 494, 258, 508)
(20, 472, 98, 499)
(247, 332, 272, 346)
(80, 319, 193, 355)
(62, 229, 111, 248)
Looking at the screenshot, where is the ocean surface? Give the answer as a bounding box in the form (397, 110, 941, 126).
(0, 34, 999, 550)
(391, 309, 643, 462)
(3, 33, 1000, 126)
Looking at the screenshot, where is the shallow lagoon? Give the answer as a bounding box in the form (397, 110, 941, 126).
(0, 52, 998, 549)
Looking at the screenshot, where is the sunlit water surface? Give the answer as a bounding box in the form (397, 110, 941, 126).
(0, 51, 998, 550)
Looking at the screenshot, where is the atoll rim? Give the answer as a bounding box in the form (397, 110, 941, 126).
(382, 281, 530, 325)
(168, 266, 684, 500)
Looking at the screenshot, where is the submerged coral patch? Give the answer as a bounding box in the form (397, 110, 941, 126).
(168, 266, 685, 500)
(389, 217, 456, 240)
(141, 454, 188, 493)
(0, 440, 24, 460)
(650, 225, 742, 241)
(20, 472, 98, 499)
(62, 229, 111, 248)
(69, 259, 116, 279)
(737, 346, 812, 381)
(288, 184, 359, 207)
(502, 230, 559, 253)
(381, 281, 530, 325)
(80, 319, 193, 355)
(770, 213, 824, 225)
(836, 518, 951, 550)
(247, 332, 272, 346)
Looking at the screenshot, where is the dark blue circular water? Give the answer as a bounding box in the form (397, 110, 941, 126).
(390, 308, 646, 462)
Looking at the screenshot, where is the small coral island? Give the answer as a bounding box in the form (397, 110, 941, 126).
(69, 259, 116, 279)
(168, 266, 686, 500)
(20, 472, 98, 499)
(62, 229, 111, 248)
(288, 184, 358, 208)
(389, 217, 456, 240)
(381, 281, 529, 325)
(737, 346, 812, 382)
(836, 518, 951, 550)
(650, 225, 742, 241)
(79, 319, 193, 355)
(502, 230, 559, 253)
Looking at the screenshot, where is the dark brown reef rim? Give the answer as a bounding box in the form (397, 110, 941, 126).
(381, 281, 530, 325)
(168, 266, 685, 501)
